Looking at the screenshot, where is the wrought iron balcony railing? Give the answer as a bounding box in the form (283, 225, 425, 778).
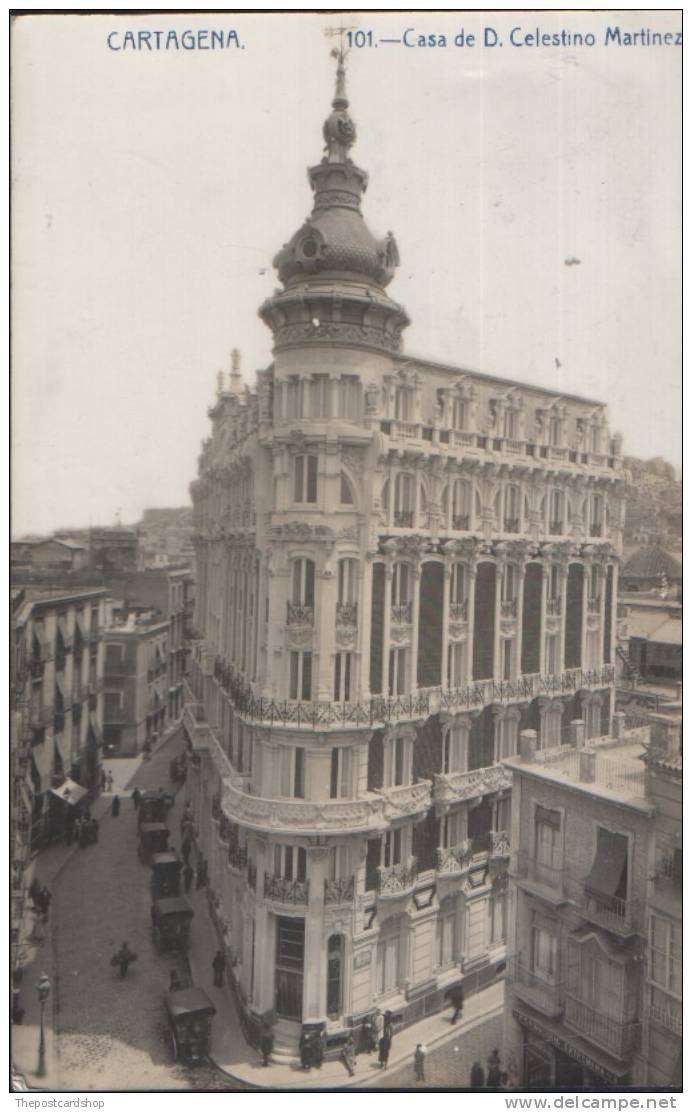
(391, 602, 412, 625)
(515, 851, 566, 896)
(491, 830, 511, 857)
(436, 843, 472, 876)
(324, 875, 355, 905)
(582, 887, 640, 936)
(393, 510, 414, 528)
(646, 998, 682, 1037)
(286, 602, 314, 627)
(449, 600, 468, 621)
(565, 995, 640, 1059)
(507, 958, 564, 1017)
(336, 602, 358, 627)
(377, 857, 418, 897)
(501, 599, 518, 618)
(264, 873, 309, 905)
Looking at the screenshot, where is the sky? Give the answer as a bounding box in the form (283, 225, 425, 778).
(11, 10, 681, 536)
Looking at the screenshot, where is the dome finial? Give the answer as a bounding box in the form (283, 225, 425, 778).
(323, 26, 356, 160)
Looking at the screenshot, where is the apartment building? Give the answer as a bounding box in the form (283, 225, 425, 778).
(503, 713, 681, 1089)
(103, 609, 170, 755)
(184, 56, 627, 1058)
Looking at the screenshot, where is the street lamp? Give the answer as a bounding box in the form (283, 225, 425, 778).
(36, 972, 51, 1078)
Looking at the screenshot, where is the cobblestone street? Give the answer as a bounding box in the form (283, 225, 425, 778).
(368, 1012, 504, 1090)
(51, 734, 245, 1091)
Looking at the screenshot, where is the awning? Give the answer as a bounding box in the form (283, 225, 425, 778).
(584, 830, 627, 897)
(49, 778, 88, 806)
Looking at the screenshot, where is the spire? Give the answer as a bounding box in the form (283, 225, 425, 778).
(229, 348, 243, 394)
(322, 34, 356, 163)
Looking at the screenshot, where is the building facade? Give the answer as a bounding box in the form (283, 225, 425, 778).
(185, 60, 626, 1057)
(503, 713, 681, 1089)
(12, 589, 107, 847)
(103, 611, 170, 755)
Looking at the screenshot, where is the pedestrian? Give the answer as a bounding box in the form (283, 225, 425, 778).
(259, 1023, 274, 1067)
(445, 982, 464, 1024)
(378, 1031, 391, 1070)
(90, 818, 100, 843)
(132, 787, 141, 810)
(486, 1048, 502, 1088)
(111, 941, 137, 979)
(383, 1010, 394, 1038)
(181, 836, 192, 865)
(143, 739, 152, 761)
(100, 768, 107, 792)
(470, 1061, 485, 1088)
(414, 1042, 426, 1083)
(196, 858, 208, 889)
(212, 949, 226, 988)
(169, 969, 182, 992)
(341, 1033, 356, 1077)
(111, 794, 120, 817)
(106, 770, 114, 792)
(39, 887, 52, 919)
(183, 861, 194, 893)
(299, 1029, 312, 1070)
(500, 1072, 511, 1091)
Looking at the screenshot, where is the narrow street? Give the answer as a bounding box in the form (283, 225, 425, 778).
(368, 1012, 504, 1090)
(50, 733, 245, 1091)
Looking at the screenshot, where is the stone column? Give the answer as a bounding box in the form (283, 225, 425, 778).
(466, 562, 477, 686)
(316, 568, 337, 701)
(409, 564, 422, 693)
(515, 563, 526, 680)
(303, 843, 329, 1021)
(442, 563, 452, 689)
(359, 555, 374, 700)
(558, 561, 569, 673)
(493, 562, 503, 680)
(580, 561, 590, 671)
(382, 564, 393, 696)
(252, 835, 274, 1013)
(539, 561, 548, 674)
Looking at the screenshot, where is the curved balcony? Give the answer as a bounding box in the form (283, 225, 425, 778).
(433, 765, 512, 811)
(376, 779, 432, 822)
(324, 876, 355, 905)
(436, 843, 471, 877)
(263, 873, 309, 906)
(377, 857, 418, 899)
(221, 778, 388, 836)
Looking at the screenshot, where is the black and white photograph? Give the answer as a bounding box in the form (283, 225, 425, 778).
(10, 9, 682, 1095)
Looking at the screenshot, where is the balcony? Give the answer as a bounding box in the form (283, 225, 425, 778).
(582, 887, 640, 937)
(546, 597, 562, 616)
(646, 998, 682, 1038)
(324, 875, 355, 905)
(286, 603, 314, 627)
(490, 829, 511, 858)
(507, 958, 564, 1019)
(587, 595, 601, 613)
(393, 510, 414, 528)
(263, 873, 309, 905)
(436, 843, 471, 877)
(377, 779, 433, 822)
(377, 857, 418, 898)
(434, 765, 512, 809)
(501, 599, 518, 618)
(452, 514, 470, 531)
(503, 518, 520, 534)
(549, 521, 563, 535)
(219, 770, 387, 836)
(336, 602, 358, 627)
(449, 601, 468, 621)
(590, 523, 603, 538)
(391, 601, 412, 625)
(565, 995, 640, 1059)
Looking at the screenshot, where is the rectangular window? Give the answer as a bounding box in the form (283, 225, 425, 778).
(393, 735, 405, 786)
(535, 807, 562, 874)
(388, 647, 408, 695)
(443, 726, 466, 774)
(394, 388, 412, 421)
(293, 747, 304, 798)
(311, 374, 329, 418)
(441, 809, 464, 848)
(286, 376, 305, 418)
(502, 563, 516, 601)
(392, 563, 410, 605)
(438, 908, 456, 966)
(334, 652, 352, 702)
(496, 716, 517, 760)
(447, 642, 465, 688)
(274, 844, 307, 882)
(504, 409, 517, 439)
(294, 454, 318, 503)
(649, 915, 681, 995)
(532, 925, 558, 980)
(289, 652, 312, 701)
(383, 827, 402, 867)
(502, 639, 512, 681)
(278, 746, 304, 799)
(330, 747, 352, 799)
(545, 633, 559, 675)
(338, 376, 360, 420)
(338, 558, 357, 605)
(376, 934, 400, 995)
(490, 894, 507, 944)
(328, 844, 350, 880)
(452, 399, 466, 430)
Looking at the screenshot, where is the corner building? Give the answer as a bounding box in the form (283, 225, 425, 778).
(186, 60, 626, 1058)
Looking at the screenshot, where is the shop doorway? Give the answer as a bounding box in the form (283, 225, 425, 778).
(275, 916, 304, 1021)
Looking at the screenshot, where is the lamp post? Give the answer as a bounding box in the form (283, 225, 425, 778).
(36, 972, 51, 1078)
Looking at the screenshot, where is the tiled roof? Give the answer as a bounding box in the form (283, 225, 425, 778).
(623, 545, 682, 580)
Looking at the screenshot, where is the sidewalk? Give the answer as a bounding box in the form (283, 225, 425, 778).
(183, 873, 503, 1090)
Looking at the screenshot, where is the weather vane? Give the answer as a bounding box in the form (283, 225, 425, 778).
(324, 23, 356, 66)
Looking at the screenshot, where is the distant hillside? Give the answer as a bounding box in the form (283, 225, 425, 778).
(623, 456, 682, 549)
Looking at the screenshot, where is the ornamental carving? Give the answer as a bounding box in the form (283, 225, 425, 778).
(389, 626, 411, 645)
(448, 622, 468, 642)
(274, 321, 404, 353)
(335, 625, 357, 648)
(433, 766, 512, 809)
(286, 628, 313, 649)
(341, 449, 365, 478)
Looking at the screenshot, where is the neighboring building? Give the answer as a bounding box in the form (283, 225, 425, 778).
(10, 537, 87, 573)
(184, 58, 626, 1058)
(136, 506, 195, 568)
(88, 525, 139, 572)
(503, 714, 681, 1089)
(621, 545, 681, 595)
(12, 588, 107, 846)
(616, 594, 682, 692)
(11, 589, 32, 973)
(103, 609, 169, 755)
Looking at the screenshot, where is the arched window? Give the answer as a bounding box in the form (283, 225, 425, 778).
(291, 558, 315, 607)
(337, 558, 358, 607)
(550, 491, 563, 534)
(294, 454, 317, 503)
(392, 562, 411, 606)
(394, 386, 413, 421)
(338, 376, 361, 421)
(504, 408, 518, 439)
(452, 480, 471, 530)
(286, 376, 306, 419)
(451, 398, 467, 431)
(590, 494, 604, 536)
(450, 562, 466, 605)
(339, 472, 355, 505)
(394, 474, 414, 527)
(504, 485, 520, 532)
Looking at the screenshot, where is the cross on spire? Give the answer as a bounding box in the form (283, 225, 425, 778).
(324, 23, 355, 66)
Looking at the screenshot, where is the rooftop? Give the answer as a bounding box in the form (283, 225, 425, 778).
(622, 544, 682, 580)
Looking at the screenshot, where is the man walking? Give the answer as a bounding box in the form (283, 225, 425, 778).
(111, 942, 137, 979)
(446, 983, 464, 1024)
(212, 949, 226, 988)
(414, 1042, 426, 1083)
(183, 861, 194, 893)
